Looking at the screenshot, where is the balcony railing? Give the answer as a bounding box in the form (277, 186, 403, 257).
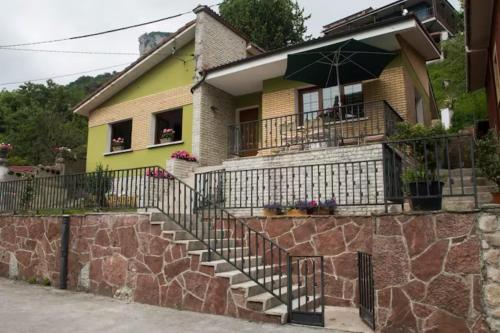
(229, 101, 403, 156)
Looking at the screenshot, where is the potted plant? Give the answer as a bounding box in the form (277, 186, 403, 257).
(477, 131, 500, 204)
(160, 128, 175, 143)
(111, 137, 125, 152)
(390, 123, 448, 211)
(317, 199, 337, 215)
(0, 143, 12, 159)
(288, 200, 317, 216)
(171, 150, 197, 162)
(263, 203, 283, 216)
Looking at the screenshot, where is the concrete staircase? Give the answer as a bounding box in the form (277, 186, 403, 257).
(148, 212, 314, 324)
(441, 168, 496, 211)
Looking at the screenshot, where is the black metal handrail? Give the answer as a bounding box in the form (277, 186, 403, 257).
(195, 160, 385, 214)
(383, 134, 479, 209)
(0, 166, 296, 308)
(229, 100, 403, 156)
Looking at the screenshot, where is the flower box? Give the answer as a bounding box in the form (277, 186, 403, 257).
(287, 209, 307, 217)
(112, 145, 124, 152)
(160, 137, 173, 144)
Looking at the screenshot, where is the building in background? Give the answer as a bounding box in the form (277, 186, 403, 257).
(465, 0, 500, 133)
(322, 0, 460, 45)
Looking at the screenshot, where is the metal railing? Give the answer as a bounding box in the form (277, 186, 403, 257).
(229, 101, 403, 156)
(0, 166, 326, 319)
(358, 252, 375, 330)
(195, 160, 385, 213)
(383, 134, 478, 209)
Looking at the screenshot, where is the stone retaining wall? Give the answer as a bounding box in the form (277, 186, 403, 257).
(0, 211, 497, 332)
(372, 212, 489, 332)
(243, 216, 373, 307)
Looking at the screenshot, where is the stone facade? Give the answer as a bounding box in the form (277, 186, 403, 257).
(477, 207, 500, 332)
(372, 212, 489, 333)
(196, 144, 386, 216)
(244, 216, 373, 307)
(192, 8, 248, 166)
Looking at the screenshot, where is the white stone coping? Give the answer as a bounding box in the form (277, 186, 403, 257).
(103, 149, 133, 156)
(147, 141, 184, 149)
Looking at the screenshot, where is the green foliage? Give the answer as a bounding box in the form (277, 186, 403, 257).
(391, 123, 448, 182)
(428, 34, 488, 131)
(42, 277, 51, 286)
(0, 72, 116, 166)
(477, 131, 500, 191)
(85, 163, 113, 208)
(27, 277, 37, 284)
(219, 0, 311, 50)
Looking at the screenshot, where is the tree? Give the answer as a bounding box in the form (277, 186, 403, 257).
(428, 33, 487, 131)
(219, 0, 311, 50)
(0, 71, 117, 166)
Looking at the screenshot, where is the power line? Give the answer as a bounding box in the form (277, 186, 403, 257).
(0, 63, 130, 87)
(0, 3, 221, 48)
(0, 47, 139, 56)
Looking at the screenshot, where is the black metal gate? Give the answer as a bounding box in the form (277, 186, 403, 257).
(288, 256, 325, 327)
(358, 252, 375, 329)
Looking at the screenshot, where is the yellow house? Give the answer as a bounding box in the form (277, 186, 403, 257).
(74, 6, 440, 171)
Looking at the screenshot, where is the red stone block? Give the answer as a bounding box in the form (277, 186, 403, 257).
(183, 271, 210, 299)
(445, 238, 480, 274)
(425, 274, 470, 318)
(378, 216, 402, 236)
(403, 215, 435, 257)
(264, 219, 293, 238)
(373, 236, 410, 289)
(324, 275, 344, 298)
(315, 217, 337, 233)
(403, 279, 426, 302)
(202, 278, 228, 315)
(164, 258, 190, 281)
(413, 303, 434, 319)
(333, 252, 358, 279)
(161, 280, 183, 308)
(411, 239, 449, 282)
(94, 230, 110, 247)
(183, 293, 204, 312)
(144, 255, 163, 274)
(117, 227, 138, 258)
(343, 223, 360, 244)
(312, 227, 345, 256)
(382, 288, 418, 332)
(150, 236, 169, 256)
(377, 288, 392, 308)
(424, 310, 469, 333)
(276, 232, 295, 249)
(15, 249, 32, 267)
(89, 259, 103, 281)
(435, 213, 474, 239)
(102, 253, 127, 286)
(134, 275, 159, 306)
(292, 219, 316, 244)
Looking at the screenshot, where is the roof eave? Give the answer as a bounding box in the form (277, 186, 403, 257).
(73, 21, 196, 117)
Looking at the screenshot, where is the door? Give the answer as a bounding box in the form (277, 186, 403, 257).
(238, 108, 259, 156)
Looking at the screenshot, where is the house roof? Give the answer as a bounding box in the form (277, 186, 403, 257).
(205, 15, 441, 96)
(8, 166, 34, 174)
(322, 0, 459, 35)
(73, 20, 196, 116)
(465, 0, 496, 91)
(73, 5, 264, 117)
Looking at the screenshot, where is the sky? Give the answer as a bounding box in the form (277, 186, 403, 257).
(0, 0, 461, 90)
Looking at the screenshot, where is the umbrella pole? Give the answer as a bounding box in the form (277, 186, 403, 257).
(335, 61, 344, 144)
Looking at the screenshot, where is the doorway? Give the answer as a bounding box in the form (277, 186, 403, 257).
(238, 107, 259, 157)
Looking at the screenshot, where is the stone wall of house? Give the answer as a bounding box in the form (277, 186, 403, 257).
(192, 7, 247, 166)
(196, 144, 386, 216)
(477, 207, 500, 332)
(372, 212, 490, 333)
(244, 216, 373, 307)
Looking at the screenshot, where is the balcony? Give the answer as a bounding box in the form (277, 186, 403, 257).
(229, 101, 403, 157)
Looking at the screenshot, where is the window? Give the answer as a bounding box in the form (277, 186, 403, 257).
(154, 108, 183, 144)
(298, 83, 364, 124)
(109, 119, 132, 151)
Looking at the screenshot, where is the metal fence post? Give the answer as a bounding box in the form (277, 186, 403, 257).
(60, 215, 70, 290)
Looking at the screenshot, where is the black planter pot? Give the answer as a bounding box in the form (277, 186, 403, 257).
(408, 181, 444, 211)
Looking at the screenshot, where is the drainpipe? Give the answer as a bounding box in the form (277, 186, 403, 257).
(59, 215, 70, 289)
(190, 70, 207, 94)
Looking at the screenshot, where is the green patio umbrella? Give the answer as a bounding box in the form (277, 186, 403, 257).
(284, 38, 397, 139)
(284, 38, 397, 89)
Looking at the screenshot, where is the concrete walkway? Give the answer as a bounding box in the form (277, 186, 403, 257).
(0, 278, 346, 333)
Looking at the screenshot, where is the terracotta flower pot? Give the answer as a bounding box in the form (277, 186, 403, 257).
(112, 145, 124, 152)
(492, 192, 500, 204)
(263, 208, 281, 217)
(287, 209, 307, 217)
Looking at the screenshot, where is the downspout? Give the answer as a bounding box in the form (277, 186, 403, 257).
(191, 70, 207, 93)
(59, 215, 70, 289)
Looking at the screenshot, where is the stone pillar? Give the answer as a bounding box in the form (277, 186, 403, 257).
(478, 206, 500, 332)
(192, 6, 248, 166)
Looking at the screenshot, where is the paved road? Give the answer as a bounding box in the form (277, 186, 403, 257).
(0, 278, 339, 333)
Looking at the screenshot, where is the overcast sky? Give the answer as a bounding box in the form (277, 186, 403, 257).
(0, 0, 461, 90)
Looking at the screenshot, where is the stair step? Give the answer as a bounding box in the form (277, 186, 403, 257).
(442, 185, 496, 195)
(247, 284, 305, 311)
(201, 256, 263, 273)
(216, 264, 279, 284)
(231, 274, 289, 297)
(188, 247, 250, 262)
(173, 239, 206, 251)
(265, 295, 318, 317)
